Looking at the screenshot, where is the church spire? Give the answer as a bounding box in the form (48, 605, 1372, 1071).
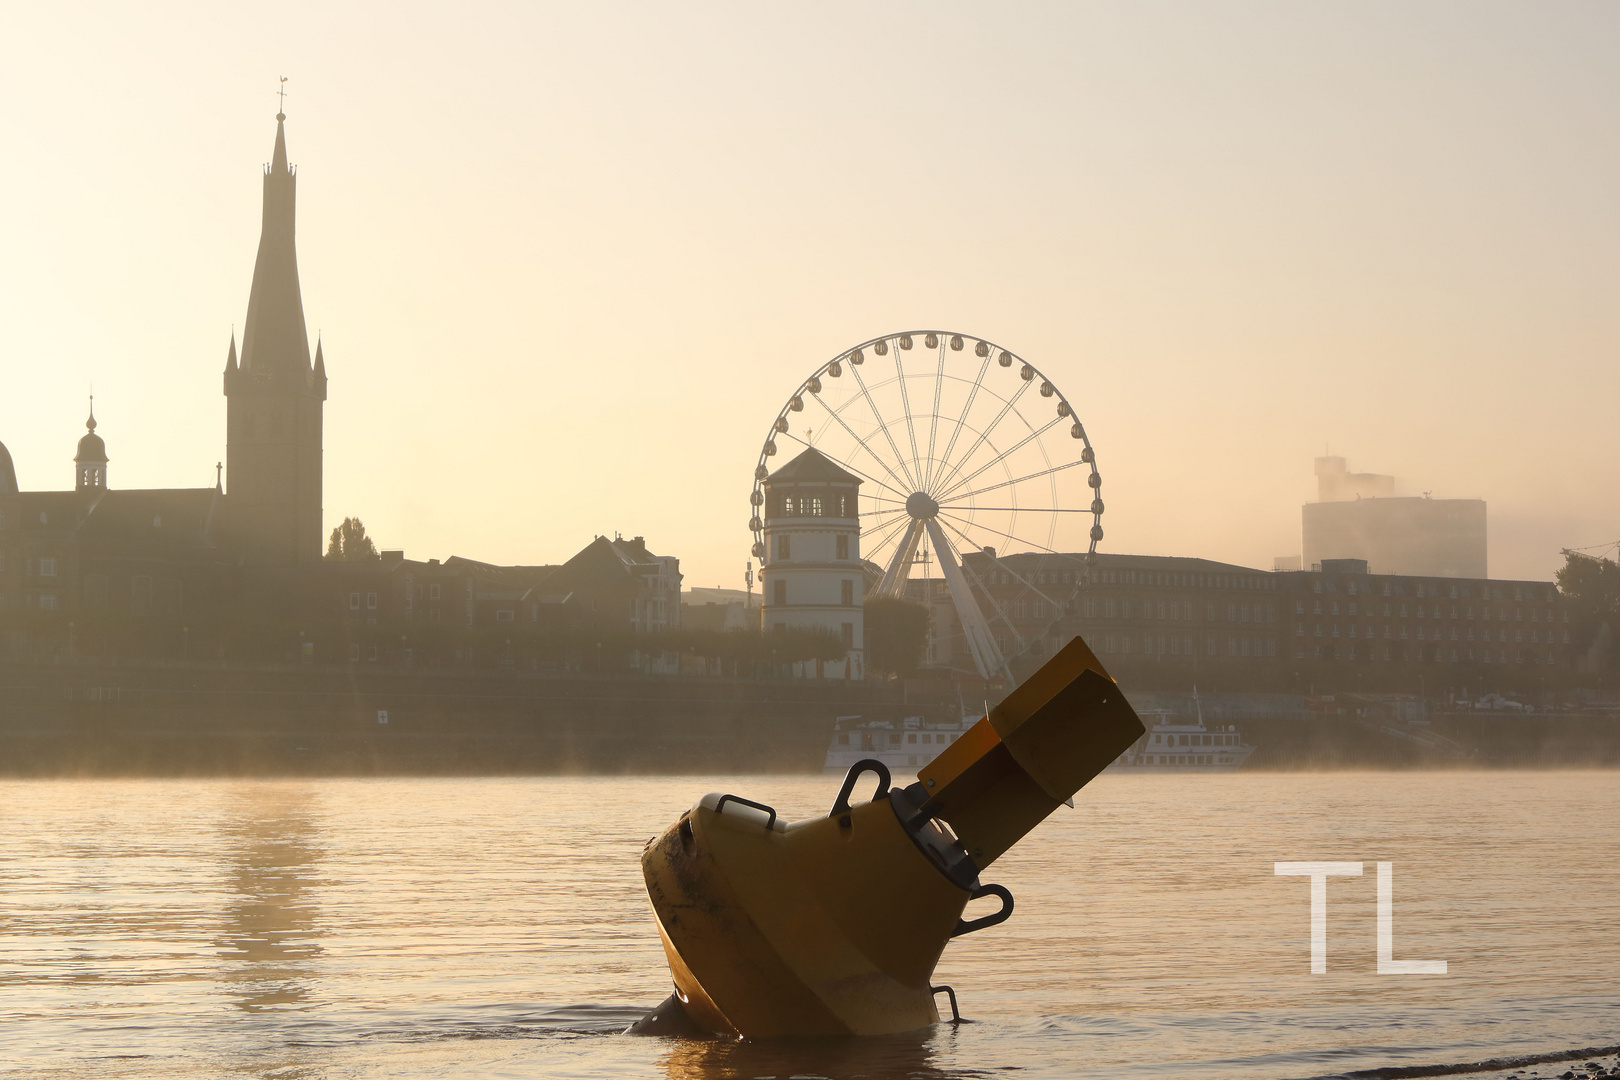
(237, 108, 310, 384)
(222, 331, 238, 393)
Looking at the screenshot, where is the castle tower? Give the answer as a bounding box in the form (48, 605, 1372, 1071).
(759, 447, 864, 680)
(223, 110, 326, 564)
(74, 399, 108, 491)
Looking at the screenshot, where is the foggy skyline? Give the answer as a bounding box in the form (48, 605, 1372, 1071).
(3, 2, 1616, 589)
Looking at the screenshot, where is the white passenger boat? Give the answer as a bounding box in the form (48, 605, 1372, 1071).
(824, 690, 1256, 778)
(822, 713, 973, 776)
(1106, 693, 1256, 772)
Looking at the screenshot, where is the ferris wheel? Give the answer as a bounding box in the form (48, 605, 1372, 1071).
(750, 331, 1103, 681)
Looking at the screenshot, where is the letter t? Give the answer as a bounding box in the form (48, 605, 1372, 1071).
(1275, 862, 1363, 973)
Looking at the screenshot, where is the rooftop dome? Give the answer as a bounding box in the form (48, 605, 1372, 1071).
(0, 439, 17, 495)
(75, 408, 107, 464)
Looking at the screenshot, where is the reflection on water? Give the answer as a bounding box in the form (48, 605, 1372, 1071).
(215, 787, 324, 1013)
(0, 773, 1616, 1080)
(657, 1028, 977, 1080)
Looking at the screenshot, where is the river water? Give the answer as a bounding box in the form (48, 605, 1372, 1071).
(1, 773, 1616, 1079)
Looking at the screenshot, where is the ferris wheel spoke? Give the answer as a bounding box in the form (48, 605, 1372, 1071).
(810, 375, 926, 495)
(776, 427, 911, 503)
(876, 518, 927, 598)
(935, 508, 1066, 558)
(859, 507, 912, 534)
(930, 377, 1035, 496)
(922, 340, 947, 491)
(921, 517, 1011, 679)
(935, 415, 1064, 501)
(862, 515, 917, 567)
(931, 353, 992, 496)
(940, 457, 1089, 506)
(934, 515, 1062, 618)
(893, 345, 925, 488)
(847, 358, 922, 491)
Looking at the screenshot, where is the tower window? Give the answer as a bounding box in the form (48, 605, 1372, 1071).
(841, 622, 854, 646)
(773, 580, 787, 606)
(841, 580, 854, 606)
(809, 496, 823, 516)
(836, 534, 849, 560)
(774, 533, 791, 560)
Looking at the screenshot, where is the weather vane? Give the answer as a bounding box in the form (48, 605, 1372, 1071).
(278, 76, 288, 117)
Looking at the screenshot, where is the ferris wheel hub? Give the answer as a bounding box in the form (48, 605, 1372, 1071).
(905, 491, 940, 520)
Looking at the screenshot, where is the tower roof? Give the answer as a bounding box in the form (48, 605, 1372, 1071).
(75, 402, 107, 464)
(238, 112, 312, 387)
(766, 446, 862, 485)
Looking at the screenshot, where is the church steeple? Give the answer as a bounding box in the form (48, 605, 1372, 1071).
(223, 103, 326, 565)
(238, 110, 310, 384)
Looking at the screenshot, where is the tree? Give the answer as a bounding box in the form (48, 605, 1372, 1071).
(863, 596, 931, 677)
(1556, 551, 1620, 668)
(326, 517, 380, 562)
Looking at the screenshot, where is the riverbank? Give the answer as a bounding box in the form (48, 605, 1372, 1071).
(1, 662, 1616, 776)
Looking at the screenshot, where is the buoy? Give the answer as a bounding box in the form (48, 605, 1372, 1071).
(635, 635, 1145, 1037)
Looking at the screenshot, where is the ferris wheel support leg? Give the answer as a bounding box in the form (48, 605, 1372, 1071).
(876, 519, 925, 598)
(924, 518, 1008, 681)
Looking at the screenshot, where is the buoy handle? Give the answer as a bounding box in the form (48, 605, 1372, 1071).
(830, 758, 891, 817)
(951, 883, 1014, 937)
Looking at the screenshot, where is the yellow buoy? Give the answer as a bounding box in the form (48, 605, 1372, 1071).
(637, 634, 1144, 1037)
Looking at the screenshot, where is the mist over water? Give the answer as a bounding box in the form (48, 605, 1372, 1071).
(1, 772, 1615, 1079)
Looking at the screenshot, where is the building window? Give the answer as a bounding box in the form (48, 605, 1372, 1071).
(773, 579, 787, 606)
(496, 609, 515, 622)
(367, 592, 378, 610)
(430, 583, 441, 600)
(841, 580, 854, 606)
(350, 592, 361, 611)
(369, 645, 378, 662)
(39, 556, 58, 578)
(841, 622, 854, 646)
(350, 644, 360, 662)
(836, 534, 849, 560)
(38, 594, 58, 611)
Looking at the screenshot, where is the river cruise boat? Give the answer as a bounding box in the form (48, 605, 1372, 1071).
(822, 713, 973, 776)
(1106, 704, 1255, 772)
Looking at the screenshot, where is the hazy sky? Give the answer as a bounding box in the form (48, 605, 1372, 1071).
(2, 2, 1616, 589)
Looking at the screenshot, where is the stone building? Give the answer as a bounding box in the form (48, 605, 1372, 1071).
(758, 447, 863, 679)
(0, 110, 326, 660)
(903, 549, 1568, 689)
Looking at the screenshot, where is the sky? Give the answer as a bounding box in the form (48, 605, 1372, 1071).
(2, 1, 1616, 590)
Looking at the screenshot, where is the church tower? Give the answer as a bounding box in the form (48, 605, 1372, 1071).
(75, 399, 108, 491)
(223, 109, 326, 564)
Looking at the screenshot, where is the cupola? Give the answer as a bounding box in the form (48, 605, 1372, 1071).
(75, 399, 108, 491)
